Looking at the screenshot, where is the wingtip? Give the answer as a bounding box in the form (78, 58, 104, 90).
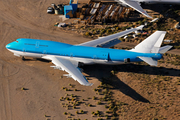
(136, 25, 144, 30)
(145, 14, 153, 19)
(85, 83, 93, 86)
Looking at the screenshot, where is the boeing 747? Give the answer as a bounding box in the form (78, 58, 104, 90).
(6, 25, 172, 86)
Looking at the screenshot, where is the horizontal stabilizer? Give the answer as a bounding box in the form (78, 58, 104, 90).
(159, 45, 173, 54)
(138, 57, 157, 66)
(118, 0, 153, 18)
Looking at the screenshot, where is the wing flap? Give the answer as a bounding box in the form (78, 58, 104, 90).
(43, 56, 93, 86)
(98, 38, 121, 48)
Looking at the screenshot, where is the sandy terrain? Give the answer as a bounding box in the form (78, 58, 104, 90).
(0, 0, 93, 120)
(1, 0, 180, 120)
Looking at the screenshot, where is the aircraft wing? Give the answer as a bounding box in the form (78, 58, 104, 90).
(78, 25, 144, 47)
(42, 56, 93, 86)
(117, 0, 153, 19)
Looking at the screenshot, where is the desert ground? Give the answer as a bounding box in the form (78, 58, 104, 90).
(0, 0, 180, 120)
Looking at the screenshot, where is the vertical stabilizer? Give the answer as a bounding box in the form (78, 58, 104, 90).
(130, 31, 166, 53)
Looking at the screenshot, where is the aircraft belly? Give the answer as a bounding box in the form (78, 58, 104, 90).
(9, 49, 139, 65)
(9, 49, 42, 58)
(72, 56, 124, 65)
(24, 52, 43, 58)
(72, 57, 95, 64)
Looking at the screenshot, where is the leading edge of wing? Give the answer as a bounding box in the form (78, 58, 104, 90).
(78, 25, 144, 47)
(43, 56, 93, 86)
(118, 0, 153, 19)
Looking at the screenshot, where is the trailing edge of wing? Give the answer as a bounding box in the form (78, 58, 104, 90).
(118, 0, 153, 19)
(99, 38, 121, 48)
(138, 57, 157, 66)
(78, 25, 144, 47)
(43, 56, 93, 86)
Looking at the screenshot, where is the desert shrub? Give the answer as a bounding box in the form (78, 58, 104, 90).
(88, 104, 92, 107)
(76, 111, 79, 114)
(80, 110, 84, 113)
(84, 32, 90, 36)
(97, 101, 101, 105)
(93, 96, 96, 100)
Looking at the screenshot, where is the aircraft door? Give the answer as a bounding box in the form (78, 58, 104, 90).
(36, 41, 40, 48)
(99, 52, 109, 61)
(93, 52, 109, 61)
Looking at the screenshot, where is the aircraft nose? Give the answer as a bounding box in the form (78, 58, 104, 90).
(6, 41, 15, 49)
(6, 43, 11, 49)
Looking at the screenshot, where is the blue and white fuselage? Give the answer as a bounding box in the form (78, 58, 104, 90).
(6, 25, 172, 86)
(6, 38, 162, 65)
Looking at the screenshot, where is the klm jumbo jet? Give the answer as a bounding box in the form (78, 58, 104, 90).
(6, 25, 172, 86)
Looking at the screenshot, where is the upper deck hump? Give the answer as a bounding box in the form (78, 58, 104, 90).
(17, 38, 72, 48)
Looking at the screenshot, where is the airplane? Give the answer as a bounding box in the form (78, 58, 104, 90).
(6, 25, 172, 86)
(115, 0, 180, 18)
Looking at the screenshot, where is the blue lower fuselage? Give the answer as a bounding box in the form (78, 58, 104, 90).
(6, 38, 162, 64)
